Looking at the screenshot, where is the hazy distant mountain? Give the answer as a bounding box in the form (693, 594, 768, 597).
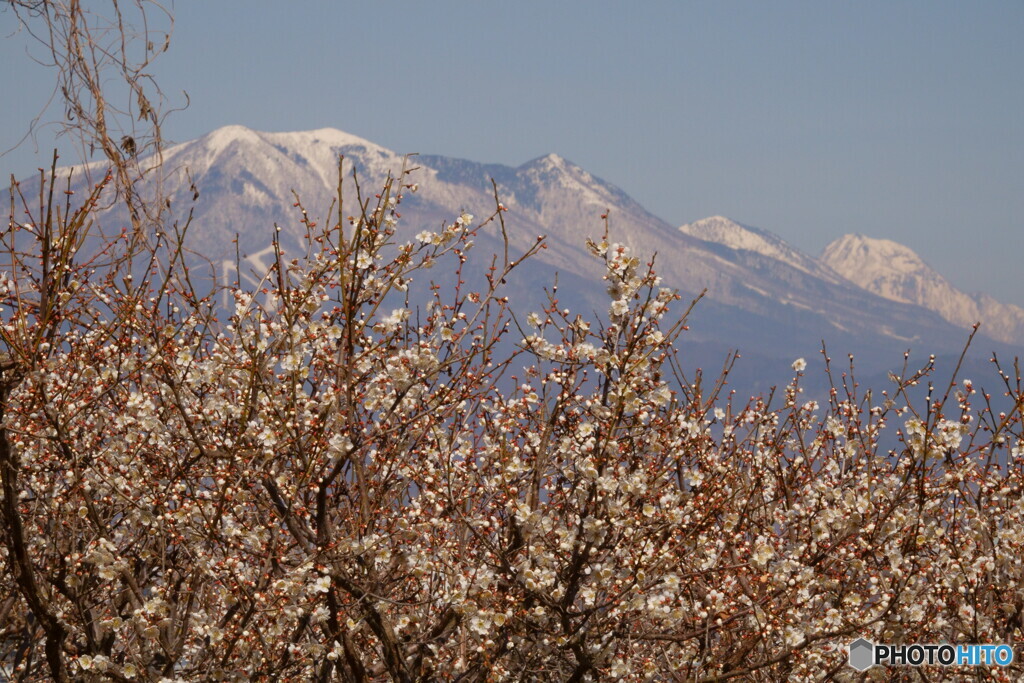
(12, 125, 1019, 392)
(679, 216, 846, 285)
(821, 234, 1024, 345)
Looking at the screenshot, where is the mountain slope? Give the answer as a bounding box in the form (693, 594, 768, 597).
(12, 125, 1017, 380)
(821, 234, 1024, 345)
(679, 216, 845, 285)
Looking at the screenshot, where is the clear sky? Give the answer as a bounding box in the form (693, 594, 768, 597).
(3, 2, 1022, 304)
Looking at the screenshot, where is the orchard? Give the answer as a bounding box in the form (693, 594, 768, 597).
(2, 164, 1023, 681)
(2, 2, 1023, 680)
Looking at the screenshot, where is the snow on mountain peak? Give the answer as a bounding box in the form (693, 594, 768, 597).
(521, 152, 571, 173)
(679, 216, 842, 282)
(821, 234, 931, 282)
(680, 216, 785, 257)
(821, 232, 958, 305)
(179, 124, 394, 166)
(20, 123, 1022, 364)
(262, 127, 389, 156)
(542, 152, 565, 167)
(514, 152, 633, 220)
(821, 233, 1024, 344)
(198, 124, 383, 155)
(165, 125, 410, 195)
(190, 124, 264, 159)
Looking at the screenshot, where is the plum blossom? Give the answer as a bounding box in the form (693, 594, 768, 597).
(3, 169, 1023, 681)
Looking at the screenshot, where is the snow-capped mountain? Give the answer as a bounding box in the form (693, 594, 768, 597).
(821, 234, 1024, 345)
(679, 216, 845, 285)
(11, 125, 1019, 389)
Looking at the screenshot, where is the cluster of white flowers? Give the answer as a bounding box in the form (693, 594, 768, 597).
(3, 186, 1024, 681)
(904, 416, 971, 460)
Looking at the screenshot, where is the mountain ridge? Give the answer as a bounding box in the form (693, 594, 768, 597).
(821, 233, 1024, 345)
(675, 215, 1024, 346)
(678, 216, 846, 285)
(12, 124, 1019, 384)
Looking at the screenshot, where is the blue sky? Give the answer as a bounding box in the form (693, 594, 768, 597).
(3, 2, 1022, 304)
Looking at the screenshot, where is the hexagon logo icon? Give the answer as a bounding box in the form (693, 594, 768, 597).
(848, 638, 875, 671)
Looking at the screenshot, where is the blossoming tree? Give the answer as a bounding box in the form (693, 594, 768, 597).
(2, 161, 1023, 682)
